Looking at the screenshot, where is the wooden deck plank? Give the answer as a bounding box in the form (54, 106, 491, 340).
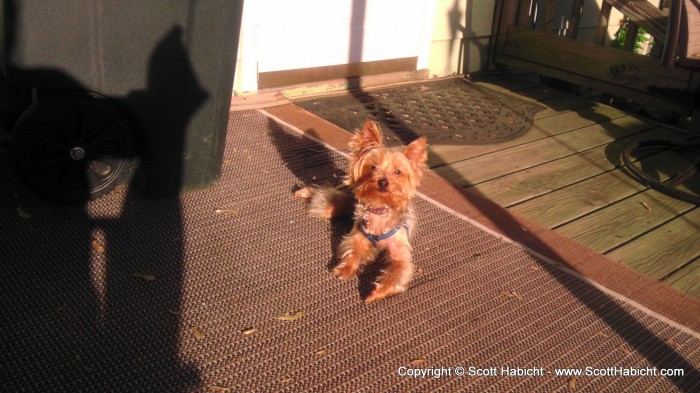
(472, 81, 567, 103)
(530, 95, 608, 119)
(503, 85, 569, 102)
(433, 72, 700, 299)
(427, 104, 631, 168)
(473, 80, 629, 121)
(473, 127, 668, 205)
(557, 190, 696, 255)
(507, 148, 696, 228)
(473, 127, 693, 207)
(605, 208, 700, 280)
(509, 167, 648, 228)
(532, 99, 628, 126)
(662, 257, 700, 299)
(432, 115, 655, 185)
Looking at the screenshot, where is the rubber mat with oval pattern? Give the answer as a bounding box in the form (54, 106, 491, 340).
(296, 78, 544, 146)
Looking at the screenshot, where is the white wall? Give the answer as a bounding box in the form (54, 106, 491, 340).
(232, 0, 665, 94)
(426, 0, 496, 77)
(234, 0, 436, 94)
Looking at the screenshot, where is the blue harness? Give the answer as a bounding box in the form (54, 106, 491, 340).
(359, 223, 409, 247)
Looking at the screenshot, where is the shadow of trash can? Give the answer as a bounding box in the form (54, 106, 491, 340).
(1, 0, 244, 201)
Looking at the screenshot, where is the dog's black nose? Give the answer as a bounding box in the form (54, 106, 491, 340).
(378, 178, 389, 190)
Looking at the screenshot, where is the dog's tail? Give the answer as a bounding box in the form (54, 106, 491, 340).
(295, 184, 355, 219)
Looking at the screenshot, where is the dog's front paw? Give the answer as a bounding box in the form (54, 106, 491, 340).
(365, 284, 406, 304)
(364, 259, 413, 303)
(332, 262, 357, 280)
(294, 187, 313, 201)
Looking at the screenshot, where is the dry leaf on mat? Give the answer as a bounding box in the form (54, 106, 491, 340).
(314, 349, 327, 357)
(500, 290, 523, 300)
(410, 358, 427, 365)
(191, 327, 204, 339)
(277, 311, 304, 321)
(209, 385, 231, 392)
(214, 209, 239, 215)
(91, 239, 105, 254)
(242, 327, 258, 336)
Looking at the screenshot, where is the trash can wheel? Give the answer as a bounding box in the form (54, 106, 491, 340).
(12, 93, 136, 203)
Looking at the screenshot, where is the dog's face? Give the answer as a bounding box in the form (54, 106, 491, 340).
(346, 120, 427, 210)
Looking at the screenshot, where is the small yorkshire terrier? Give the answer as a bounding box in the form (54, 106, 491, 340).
(295, 119, 428, 303)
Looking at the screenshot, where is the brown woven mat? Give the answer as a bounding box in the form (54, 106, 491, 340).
(295, 77, 544, 146)
(1, 109, 699, 392)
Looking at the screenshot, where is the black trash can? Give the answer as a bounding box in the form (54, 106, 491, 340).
(1, 0, 244, 200)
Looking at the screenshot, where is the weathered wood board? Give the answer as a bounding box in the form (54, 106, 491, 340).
(432, 72, 700, 299)
(605, 208, 700, 280)
(509, 149, 694, 227)
(498, 27, 694, 114)
(433, 115, 654, 185)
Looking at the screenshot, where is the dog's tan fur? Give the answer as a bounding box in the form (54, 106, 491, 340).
(295, 119, 427, 303)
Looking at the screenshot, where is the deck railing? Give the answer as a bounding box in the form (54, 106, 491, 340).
(490, 0, 699, 117)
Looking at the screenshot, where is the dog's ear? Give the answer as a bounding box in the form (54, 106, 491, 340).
(404, 136, 427, 167)
(350, 119, 383, 152)
(346, 119, 383, 185)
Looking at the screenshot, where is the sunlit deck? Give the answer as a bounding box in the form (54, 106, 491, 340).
(427, 72, 699, 299)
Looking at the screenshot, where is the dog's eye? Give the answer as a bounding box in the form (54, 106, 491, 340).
(394, 169, 401, 175)
(371, 164, 377, 170)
